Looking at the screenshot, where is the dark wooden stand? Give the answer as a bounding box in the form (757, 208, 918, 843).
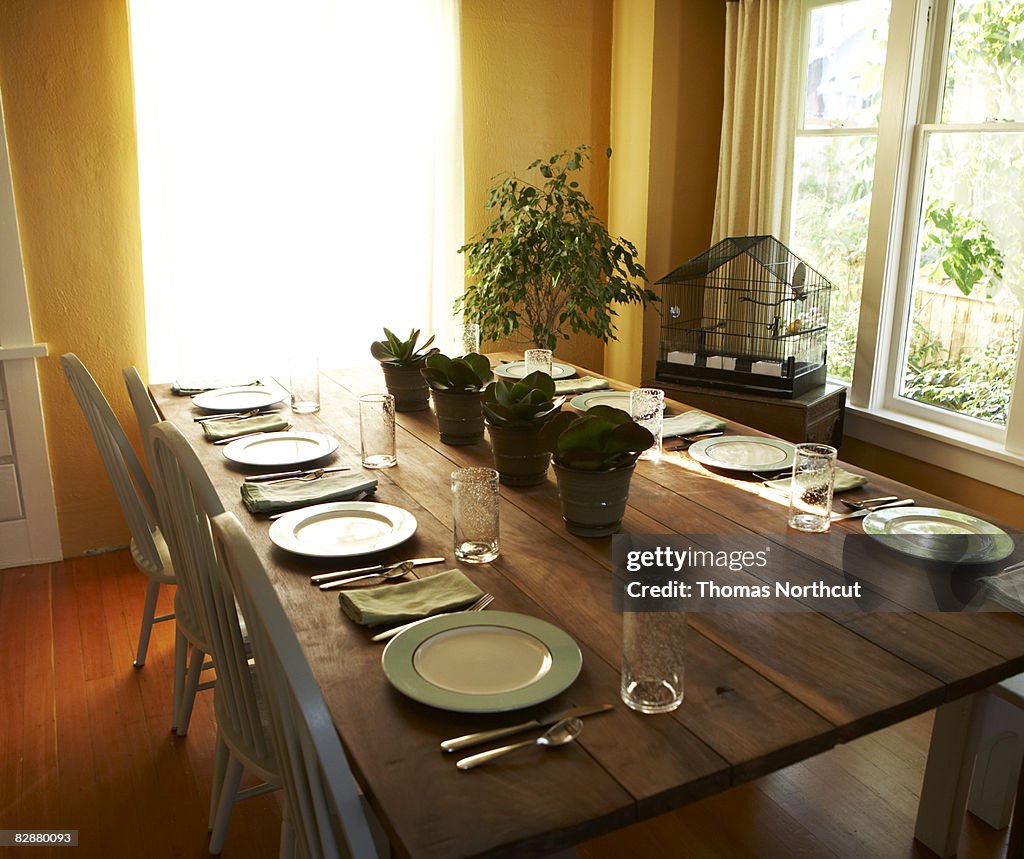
(648, 379, 847, 446)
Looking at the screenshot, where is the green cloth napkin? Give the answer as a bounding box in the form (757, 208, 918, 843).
(241, 474, 377, 514)
(553, 376, 610, 395)
(172, 377, 261, 395)
(201, 414, 290, 441)
(765, 468, 869, 494)
(338, 568, 484, 626)
(662, 410, 727, 439)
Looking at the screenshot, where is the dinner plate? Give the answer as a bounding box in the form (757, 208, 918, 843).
(862, 507, 1015, 564)
(192, 385, 288, 412)
(687, 435, 796, 473)
(494, 361, 576, 381)
(222, 431, 338, 467)
(268, 501, 417, 558)
(570, 390, 633, 412)
(381, 611, 583, 713)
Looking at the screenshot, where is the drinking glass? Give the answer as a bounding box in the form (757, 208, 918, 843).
(629, 388, 665, 461)
(788, 442, 838, 532)
(454, 321, 481, 356)
(359, 394, 397, 469)
(524, 348, 553, 378)
(452, 467, 500, 563)
(289, 350, 320, 414)
(621, 611, 686, 714)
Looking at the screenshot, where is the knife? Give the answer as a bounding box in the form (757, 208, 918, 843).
(212, 428, 290, 445)
(246, 465, 351, 483)
(832, 498, 915, 521)
(440, 703, 614, 752)
(310, 557, 446, 585)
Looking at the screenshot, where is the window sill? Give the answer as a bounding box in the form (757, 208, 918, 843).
(843, 401, 1024, 494)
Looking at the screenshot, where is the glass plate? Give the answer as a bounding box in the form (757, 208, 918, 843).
(381, 611, 582, 713)
(191, 385, 288, 412)
(494, 361, 575, 381)
(862, 507, 1015, 564)
(222, 431, 338, 466)
(268, 501, 417, 558)
(687, 435, 796, 472)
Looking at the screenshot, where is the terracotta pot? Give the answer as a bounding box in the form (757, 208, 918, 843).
(430, 389, 485, 445)
(486, 422, 552, 487)
(552, 461, 636, 537)
(381, 364, 430, 412)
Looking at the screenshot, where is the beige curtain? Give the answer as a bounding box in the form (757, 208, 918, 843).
(712, 0, 800, 243)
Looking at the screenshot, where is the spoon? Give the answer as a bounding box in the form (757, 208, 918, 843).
(455, 717, 583, 770)
(318, 561, 415, 591)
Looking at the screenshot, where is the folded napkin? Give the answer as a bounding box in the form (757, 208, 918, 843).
(338, 568, 483, 626)
(554, 376, 611, 395)
(172, 377, 261, 395)
(201, 414, 290, 442)
(241, 474, 378, 514)
(979, 563, 1024, 612)
(661, 410, 727, 439)
(764, 467, 869, 494)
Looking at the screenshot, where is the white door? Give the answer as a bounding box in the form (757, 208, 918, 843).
(0, 92, 60, 568)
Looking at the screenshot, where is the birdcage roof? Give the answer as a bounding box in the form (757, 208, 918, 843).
(656, 235, 828, 287)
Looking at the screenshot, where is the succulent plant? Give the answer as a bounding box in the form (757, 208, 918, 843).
(483, 371, 562, 428)
(420, 352, 493, 393)
(540, 405, 654, 471)
(370, 328, 439, 368)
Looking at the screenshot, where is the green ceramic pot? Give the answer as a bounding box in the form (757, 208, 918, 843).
(552, 461, 636, 537)
(431, 389, 485, 445)
(486, 422, 552, 487)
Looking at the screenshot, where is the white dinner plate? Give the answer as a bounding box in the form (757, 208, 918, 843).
(268, 501, 417, 558)
(192, 385, 288, 412)
(687, 435, 796, 473)
(494, 361, 576, 381)
(381, 611, 582, 712)
(570, 390, 633, 412)
(222, 431, 338, 467)
(863, 506, 1015, 564)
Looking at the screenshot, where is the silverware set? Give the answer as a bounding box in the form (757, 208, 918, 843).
(194, 408, 280, 422)
(246, 466, 352, 486)
(831, 498, 916, 521)
(370, 593, 494, 642)
(312, 557, 446, 590)
(213, 427, 292, 445)
(663, 430, 724, 451)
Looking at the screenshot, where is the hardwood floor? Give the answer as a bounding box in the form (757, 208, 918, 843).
(0, 551, 1012, 858)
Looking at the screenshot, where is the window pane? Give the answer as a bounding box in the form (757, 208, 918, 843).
(942, 0, 1024, 123)
(898, 132, 1024, 425)
(790, 135, 877, 381)
(803, 0, 889, 129)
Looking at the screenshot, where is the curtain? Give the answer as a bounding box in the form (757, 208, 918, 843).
(712, 0, 800, 243)
(129, 1, 464, 382)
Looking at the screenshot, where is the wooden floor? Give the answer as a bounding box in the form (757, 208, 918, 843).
(0, 550, 1011, 858)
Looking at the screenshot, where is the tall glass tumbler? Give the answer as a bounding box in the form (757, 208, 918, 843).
(788, 442, 838, 532)
(452, 467, 500, 563)
(524, 348, 553, 378)
(621, 612, 686, 714)
(454, 321, 481, 356)
(359, 394, 397, 469)
(629, 388, 665, 461)
(289, 350, 320, 414)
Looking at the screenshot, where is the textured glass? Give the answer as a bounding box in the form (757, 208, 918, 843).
(621, 612, 686, 714)
(788, 443, 838, 533)
(629, 388, 665, 461)
(454, 322, 480, 356)
(523, 349, 553, 378)
(451, 467, 500, 563)
(359, 394, 397, 469)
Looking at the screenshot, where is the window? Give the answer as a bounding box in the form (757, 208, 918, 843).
(790, 0, 1024, 455)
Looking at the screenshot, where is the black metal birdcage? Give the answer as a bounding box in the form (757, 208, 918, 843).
(655, 236, 832, 397)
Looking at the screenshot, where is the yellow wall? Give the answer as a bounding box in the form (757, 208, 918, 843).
(0, 0, 145, 556)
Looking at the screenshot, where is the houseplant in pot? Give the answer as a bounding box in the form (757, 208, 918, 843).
(420, 352, 493, 445)
(540, 405, 654, 537)
(456, 145, 659, 350)
(370, 328, 439, 412)
(482, 371, 563, 486)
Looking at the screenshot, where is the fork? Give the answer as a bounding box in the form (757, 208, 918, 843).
(369, 594, 495, 642)
(194, 408, 280, 423)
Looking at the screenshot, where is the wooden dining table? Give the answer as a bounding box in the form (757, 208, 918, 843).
(151, 355, 1024, 859)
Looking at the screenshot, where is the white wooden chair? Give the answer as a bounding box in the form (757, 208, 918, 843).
(211, 510, 382, 859)
(60, 353, 174, 668)
(122, 366, 160, 479)
(149, 421, 282, 854)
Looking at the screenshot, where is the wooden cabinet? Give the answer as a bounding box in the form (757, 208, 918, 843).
(648, 379, 847, 446)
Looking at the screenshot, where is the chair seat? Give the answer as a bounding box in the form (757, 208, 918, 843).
(131, 526, 176, 585)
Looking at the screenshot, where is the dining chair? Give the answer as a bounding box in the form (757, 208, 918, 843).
(211, 510, 383, 859)
(122, 366, 160, 477)
(60, 352, 175, 668)
(149, 421, 283, 854)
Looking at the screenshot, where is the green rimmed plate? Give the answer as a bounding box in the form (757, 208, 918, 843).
(569, 390, 633, 412)
(494, 361, 576, 381)
(381, 611, 583, 713)
(862, 506, 1015, 564)
(687, 435, 795, 473)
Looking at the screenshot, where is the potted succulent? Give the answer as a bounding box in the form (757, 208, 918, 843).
(420, 353, 493, 445)
(483, 371, 563, 486)
(540, 405, 654, 537)
(370, 328, 439, 412)
(457, 145, 659, 350)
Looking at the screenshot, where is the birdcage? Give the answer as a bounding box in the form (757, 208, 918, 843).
(655, 236, 832, 398)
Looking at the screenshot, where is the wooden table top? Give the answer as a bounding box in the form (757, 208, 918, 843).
(152, 356, 1024, 859)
